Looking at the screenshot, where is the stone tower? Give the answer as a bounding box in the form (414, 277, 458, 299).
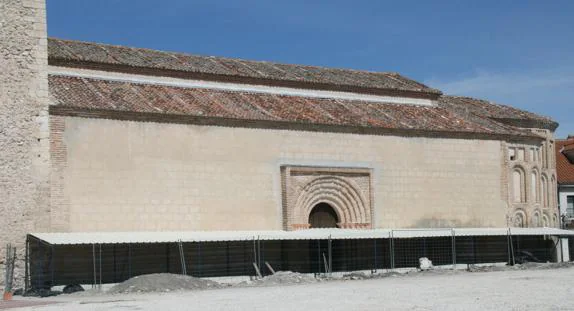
(0, 0, 50, 287)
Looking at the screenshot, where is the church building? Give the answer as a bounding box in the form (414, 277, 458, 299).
(1, 0, 567, 288)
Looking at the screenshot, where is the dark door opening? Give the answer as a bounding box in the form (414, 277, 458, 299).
(308, 203, 339, 228)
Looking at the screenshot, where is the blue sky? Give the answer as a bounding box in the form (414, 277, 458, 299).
(47, 0, 574, 137)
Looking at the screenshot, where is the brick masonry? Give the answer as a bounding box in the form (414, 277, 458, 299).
(281, 166, 373, 230)
(0, 0, 50, 288)
(505, 131, 559, 227)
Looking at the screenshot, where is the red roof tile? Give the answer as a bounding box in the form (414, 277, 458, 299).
(48, 75, 536, 138)
(438, 96, 558, 131)
(557, 138, 574, 184)
(48, 38, 441, 96)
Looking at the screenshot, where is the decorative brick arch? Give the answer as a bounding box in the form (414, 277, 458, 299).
(531, 210, 541, 227)
(541, 212, 551, 227)
(293, 176, 369, 228)
(552, 213, 558, 228)
(510, 209, 527, 228)
(281, 166, 372, 230)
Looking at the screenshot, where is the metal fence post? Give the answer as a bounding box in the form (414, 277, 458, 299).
(99, 244, 102, 289)
(128, 243, 132, 279)
(507, 228, 515, 265)
(92, 243, 96, 289)
(373, 238, 377, 273)
(50, 246, 54, 288)
(36, 239, 41, 290)
(24, 237, 29, 293)
(316, 239, 321, 274)
(178, 240, 187, 275)
(252, 237, 257, 276)
(258, 236, 262, 274)
(451, 228, 456, 269)
(390, 230, 395, 270)
(328, 235, 332, 276)
(197, 241, 202, 277)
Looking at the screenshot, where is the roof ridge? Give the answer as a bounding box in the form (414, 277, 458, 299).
(47, 37, 441, 95)
(48, 37, 400, 77)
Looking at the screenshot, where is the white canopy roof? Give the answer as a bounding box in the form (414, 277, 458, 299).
(29, 227, 574, 246)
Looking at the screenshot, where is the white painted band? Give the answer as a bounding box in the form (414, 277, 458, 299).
(49, 66, 435, 106)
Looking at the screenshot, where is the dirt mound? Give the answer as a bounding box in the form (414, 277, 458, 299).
(253, 271, 318, 286)
(108, 273, 220, 294)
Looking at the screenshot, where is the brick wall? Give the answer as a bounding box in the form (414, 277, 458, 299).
(505, 131, 559, 227)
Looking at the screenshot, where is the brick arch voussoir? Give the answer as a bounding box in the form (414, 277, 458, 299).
(294, 176, 368, 225)
(298, 182, 355, 220)
(301, 183, 363, 222)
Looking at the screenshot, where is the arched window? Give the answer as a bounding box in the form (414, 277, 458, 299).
(532, 212, 540, 227)
(552, 214, 558, 228)
(512, 211, 526, 228)
(542, 214, 550, 227)
(512, 168, 525, 203)
(531, 170, 539, 202)
(541, 175, 548, 208)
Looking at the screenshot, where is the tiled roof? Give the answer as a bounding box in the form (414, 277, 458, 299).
(438, 96, 558, 131)
(557, 138, 574, 184)
(48, 38, 441, 96)
(48, 75, 535, 138)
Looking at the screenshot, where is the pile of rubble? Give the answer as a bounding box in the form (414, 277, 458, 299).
(251, 271, 318, 286)
(108, 273, 221, 294)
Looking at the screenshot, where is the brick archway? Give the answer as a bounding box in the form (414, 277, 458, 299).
(281, 166, 372, 230)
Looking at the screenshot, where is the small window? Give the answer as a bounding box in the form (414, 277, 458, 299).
(568, 196, 574, 217)
(509, 148, 516, 161)
(529, 148, 535, 162)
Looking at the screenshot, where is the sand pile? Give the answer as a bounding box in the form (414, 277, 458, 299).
(108, 273, 220, 294)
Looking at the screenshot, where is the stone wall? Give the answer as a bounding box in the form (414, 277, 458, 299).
(50, 116, 509, 232)
(0, 0, 50, 288)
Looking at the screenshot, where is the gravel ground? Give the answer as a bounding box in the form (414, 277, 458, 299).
(11, 264, 574, 311)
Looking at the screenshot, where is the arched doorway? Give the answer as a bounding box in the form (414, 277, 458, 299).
(308, 203, 339, 228)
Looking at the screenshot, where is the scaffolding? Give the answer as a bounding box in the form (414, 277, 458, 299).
(25, 227, 574, 291)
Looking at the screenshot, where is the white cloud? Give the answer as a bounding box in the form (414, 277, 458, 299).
(425, 68, 574, 138)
